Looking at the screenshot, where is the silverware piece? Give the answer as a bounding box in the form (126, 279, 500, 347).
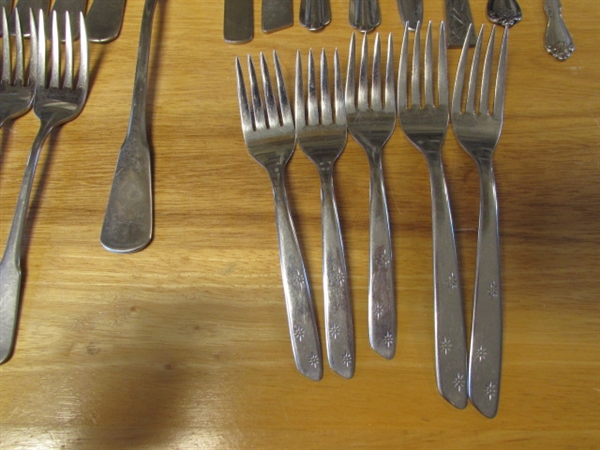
(451, 24, 509, 418)
(487, 0, 521, 27)
(9, 0, 48, 36)
(397, 0, 422, 31)
(236, 52, 323, 381)
(224, 0, 253, 44)
(398, 21, 467, 409)
(86, 0, 126, 43)
(295, 49, 354, 378)
(346, 33, 396, 359)
(48, 0, 86, 40)
(445, 0, 475, 48)
(0, 10, 89, 364)
(0, 8, 36, 127)
(299, 0, 330, 31)
(100, 0, 157, 253)
(0, 0, 11, 37)
(262, 0, 292, 33)
(349, 0, 380, 32)
(544, 0, 574, 60)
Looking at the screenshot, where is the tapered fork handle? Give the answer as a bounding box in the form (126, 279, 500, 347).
(427, 153, 468, 409)
(367, 152, 396, 359)
(269, 171, 322, 381)
(0, 121, 53, 364)
(468, 157, 502, 418)
(320, 169, 354, 378)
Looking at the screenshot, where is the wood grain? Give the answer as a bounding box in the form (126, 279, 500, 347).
(1, 1, 598, 448)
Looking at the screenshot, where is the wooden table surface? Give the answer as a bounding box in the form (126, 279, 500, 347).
(1, 1, 598, 448)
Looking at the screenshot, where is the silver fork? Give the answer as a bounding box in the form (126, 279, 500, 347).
(236, 52, 322, 381)
(295, 48, 354, 378)
(0, 10, 89, 364)
(451, 24, 508, 418)
(0, 7, 37, 127)
(345, 32, 396, 360)
(398, 21, 467, 409)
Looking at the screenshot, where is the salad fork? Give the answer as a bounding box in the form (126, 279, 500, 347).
(345, 33, 396, 359)
(451, 24, 508, 418)
(236, 52, 322, 381)
(0, 7, 37, 127)
(0, 10, 89, 364)
(397, 21, 467, 409)
(295, 48, 354, 378)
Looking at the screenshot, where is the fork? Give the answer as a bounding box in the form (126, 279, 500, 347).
(236, 52, 322, 381)
(0, 10, 89, 364)
(295, 48, 354, 378)
(398, 21, 467, 409)
(451, 24, 508, 418)
(0, 7, 36, 127)
(345, 32, 396, 360)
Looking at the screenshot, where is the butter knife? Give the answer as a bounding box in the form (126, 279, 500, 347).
(396, 0, 422, 31)
(86, 0, 126, 43)
(9, 0, 49, 36)
(224, 0, 253, 43)
(262, 0, 293, 33)
(445, 0, 476, 47)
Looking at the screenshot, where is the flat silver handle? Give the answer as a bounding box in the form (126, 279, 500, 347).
(86, 0, 127, 43)
(299, 0, 331, 31)
(224, 0, 253, 44)
(349, 0, 381, 32)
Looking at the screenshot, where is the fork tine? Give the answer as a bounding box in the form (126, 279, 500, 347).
(2, 8, 11, 83)
(294, 50, 305, 129)
(235, 57, 253, 134)
(334, 48, 345, 125)
(37, 9, 46, 88)
(465, 26, 485, 114)
(438, 22, 448, 107)
(384, 33, 395, 113)
(28, 9, 38, 86)
(14, 8, 25, 85)
(397, 23, 410, 111)
(411, 23, 421, 109)
(479, 26, 496, 115)
(345, 33, 356, 113)
(273, 51, 293, 128)
(77, 12, 89, 92)
(451, 24, 472, 116)
(493, 26, 509, 118)
(49, 11, 60, 89)
(370, 33, 382, 110)
(424, 22, 435, 107)
(358, 33, 369, 111)
(247, 55, 266, 130)
(260, 52, 280, 129)
(64, 12, 74, 89)
(307, 49, 319, 126)
(320, 49, 333, 126)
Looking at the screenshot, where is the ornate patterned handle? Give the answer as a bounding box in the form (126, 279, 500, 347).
(544, 0, 575, 60)
(445, 0, 476, 48)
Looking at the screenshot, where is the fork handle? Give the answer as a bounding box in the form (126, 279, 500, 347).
(269, 171, 323, 381)
(427, 154, 468, 409)
(468, 157, 502, 418)
(320, 169, 354, 378)
(367, 153, 396, 359)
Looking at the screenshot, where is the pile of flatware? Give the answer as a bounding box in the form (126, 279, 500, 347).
(236, 22, 509, 418)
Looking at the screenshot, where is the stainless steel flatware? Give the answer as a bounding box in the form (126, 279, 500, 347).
(349, 0, 380, 32)
(262, 0, 292, 33)
(295, 49, 354, 378)
(9, 0, 48, 36)
(224, 0, 253, 43)
(100, 0, 157, 253)
(445, 0, 475, 47)
(1, 8, 36, 127)
(48, 0, 86, 40)
(487, 0, 521, 27)
(0, 10, 89, 364)
(0, 1, 11, 36)
(299, 0, 330, 31)
(397, 0, 422, 31)
(398, 21, 467, 409)
(452, 24, 509, 418)
(346, 33, 396, 359)
(544, 0, 574, 60)
(86, 0, 126, 43)
(236, 52, 323, 381)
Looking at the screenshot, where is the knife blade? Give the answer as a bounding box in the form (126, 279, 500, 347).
(86, 0, 126, 43)
(262, 0, 293, 33)
(224, 0, 253, 43)
(396, 0, 422, 31)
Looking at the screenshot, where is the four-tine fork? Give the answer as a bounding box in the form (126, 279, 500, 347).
(451, 24, 508, 418)
(295, 48, 354, 378)
(0, 10, 89, 364)
(236, 52, 323, 381)
(345, 32, 397, 360)
(398, 21, 468, 409)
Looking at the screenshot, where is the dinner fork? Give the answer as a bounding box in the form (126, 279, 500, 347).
(0, 7, 36, 127)
(397, 21, 467, 409)
(0, 10, 89, 364)
(295, 49, 354, 378)
(236, 52, 322, 381)
(451, 24, 508, 418)
(345, 33, 396, 359)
